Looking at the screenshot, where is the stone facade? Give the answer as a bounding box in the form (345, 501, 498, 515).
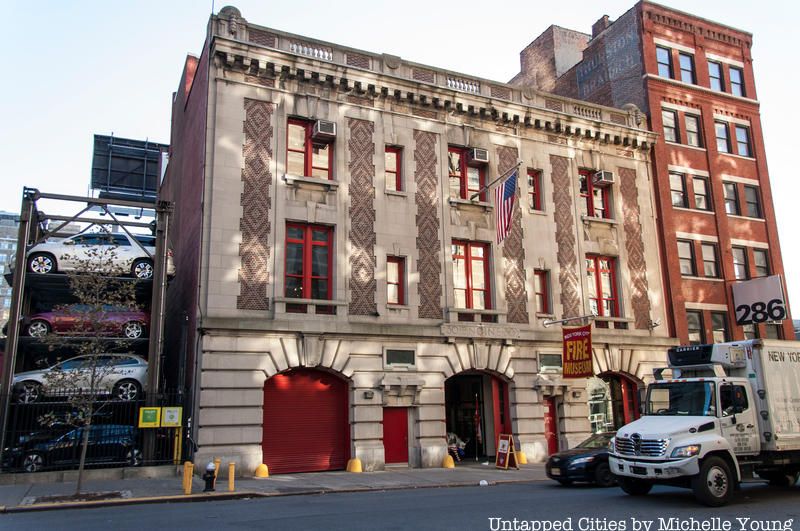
(166, 7, 675, 476)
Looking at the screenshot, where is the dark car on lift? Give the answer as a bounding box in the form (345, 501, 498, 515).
(545, 432, 616, 487)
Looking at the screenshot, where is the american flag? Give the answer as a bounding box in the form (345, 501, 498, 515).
(495, 169, 518, 243)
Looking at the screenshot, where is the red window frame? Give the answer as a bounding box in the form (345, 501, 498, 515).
(287, 118, 334, 180)
(385, 146, 402, 192)
(284, 222, 333, 314)
(452, 240, 491, 311)
(533, 269, 549, 314)
(448, 147, 486, 201)
(528, 169, 543, 211)
(585, 255, 619, 317)
(579, 169, 610, 219)
(386, 256, 405, 305)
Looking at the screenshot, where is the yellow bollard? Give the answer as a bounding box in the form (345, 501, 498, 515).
(213, 457, 221, 488)
(183, 461, 194, 495)
(515, 451, 528, 465)
(346, 458, 362, 473)
(255, 463, 269, 478)
(228, 462, 235, 492)
(442, 454, 455, 468)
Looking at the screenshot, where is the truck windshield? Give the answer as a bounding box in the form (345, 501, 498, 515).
(646, 381, 716, 416)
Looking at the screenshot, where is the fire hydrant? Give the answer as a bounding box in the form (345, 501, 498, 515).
(203, 461, 216, 492)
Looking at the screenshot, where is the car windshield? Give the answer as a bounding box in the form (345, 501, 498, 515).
(646, 381, 717, 416)
(577, 433, 614, 448)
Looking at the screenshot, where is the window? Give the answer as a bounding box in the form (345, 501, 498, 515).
(732, 246, 748, 280)
(539, 353, 562, 372)
(662, 110, 679, 143)
(686, 310, 704, 345)
(528, 169, 543, 211)
(765, 323, 782, 339)
(579, 170, 611, 219)
(679, 52, 695, 84)
(735, 125, 752, 157)
(708, 61, 724, 92)
(670, 172, 687, 207)
(386, 349, 415, 366)
(287, 119, 333, 179)
(693, 176, 711, 210)
(656, 46, 672, 78)
(285, 223, 333, 313)
(701, 243, 719, 278)
(385, 146, 402, 192)
(452, 240, 491, 311)
(744, 186, 761, 218)
(585, 255, 618, 317)
(534, 269, 550, 314)
(715, 121, 731, 153)
(723, 183, 740, 215)
(448, 147, 485, 201)
(677, 240, 696, 276)
(742, 324, 757, 340)
(685, 115, 703, 148)
(386, 256, 405, 305)
(753, 249, 770, 277)
(711, 312, 729, 343)
(730, 67, 745, 97)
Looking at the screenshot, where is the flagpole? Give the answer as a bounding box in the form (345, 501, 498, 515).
(468, 160, 523, 202)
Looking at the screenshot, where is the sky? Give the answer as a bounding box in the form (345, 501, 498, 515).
(2, 0, 799, 314)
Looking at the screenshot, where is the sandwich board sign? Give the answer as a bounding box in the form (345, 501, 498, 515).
(495, 434, 519, 470)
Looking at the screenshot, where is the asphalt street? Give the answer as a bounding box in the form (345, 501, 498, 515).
(2, 480, 798, 531)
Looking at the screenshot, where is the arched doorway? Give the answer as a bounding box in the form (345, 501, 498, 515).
(444, 371, 511, 460)
(587, 372, 641, 433)
(262, 368, 349, 474)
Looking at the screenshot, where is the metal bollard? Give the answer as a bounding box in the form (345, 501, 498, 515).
(228, 462, 235, 492)
(213, 457, 221, 488)
(183, 461, 194, 495)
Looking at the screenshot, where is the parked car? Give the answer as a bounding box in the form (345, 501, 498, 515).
(13, 231, 174, 280)
(1, 424, 142, 473)
(12, 354, 148, 403)
(545, 432, 616, 487)
(19, 304, 149, 339)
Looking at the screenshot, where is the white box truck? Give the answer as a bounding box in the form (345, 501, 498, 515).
(609, 339, 800, 506)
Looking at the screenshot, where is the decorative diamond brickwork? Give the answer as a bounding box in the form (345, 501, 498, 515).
(237, 99, 274, 310)
(491, 86, 512, 100)
(414, 130, 442, 320)
(244, 75, 275, 87)
(347, 119, 377, 316)
(413, 68, 435, 83)
(545, 99, 564, 112)
(619, 167, 652, 329)
(610, 113, 628, 125)
(347, 53, 371, 69)
(550, 154, 581, 318)
(249, 28, 277, 47)
(497, 146, 529, 324)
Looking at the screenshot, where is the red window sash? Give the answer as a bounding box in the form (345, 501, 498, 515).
(534, 270, 549, 313)
(579, 170, 609, 218)
(528, 169, 542, 210)
(285, 223, 332, 305)
(387, 256, 405, 305)
(587, 255, 618, 317)
(452, 240, 491, 310)
(287, 118, 333, 180)
(449, 147, 485, 201)
(385, 146, 402, 191)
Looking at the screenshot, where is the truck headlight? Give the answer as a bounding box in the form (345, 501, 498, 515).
(608, 438, 616, 453)
(670, 444, 701, 458)
(571, 456, 595, 465)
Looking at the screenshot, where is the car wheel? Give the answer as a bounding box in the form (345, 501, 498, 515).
(594, 462, 616, 487)
(557, 479, 573, 486)
(125, 448, 143, 467)
(23, 452, 45, 473)
(27, 319, 51, 338)
(113, 380, 142, 401)
(132, 259, 154, 280)
(619, 477, 653, 496)
(15, 381, 42, 404)
(692, 456, 733, 507)
(123, 321, 145, 339)
(28, 253, 57, 275)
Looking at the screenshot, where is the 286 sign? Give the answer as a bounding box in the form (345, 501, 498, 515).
(732, 276, 787, 325)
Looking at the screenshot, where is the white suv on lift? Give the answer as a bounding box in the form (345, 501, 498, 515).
(17, 232, 174, 280)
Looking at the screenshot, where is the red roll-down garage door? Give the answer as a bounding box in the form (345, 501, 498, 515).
(262, 368, 349, 474)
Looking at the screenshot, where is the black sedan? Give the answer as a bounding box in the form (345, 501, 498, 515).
(545, 432, 616, 487)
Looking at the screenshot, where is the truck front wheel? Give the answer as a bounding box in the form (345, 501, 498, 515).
(692, 456, 733, 507)
(619, 477, 653, 496)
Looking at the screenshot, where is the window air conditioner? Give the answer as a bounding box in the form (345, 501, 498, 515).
(312, 120, 336, 141)
(593, 170, 614, 186)
(468, 148, 489, 165)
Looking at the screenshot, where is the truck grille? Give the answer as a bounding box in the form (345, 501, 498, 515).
(615, 435, 669, 457)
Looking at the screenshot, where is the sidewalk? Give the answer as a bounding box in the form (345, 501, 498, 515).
(0, 462, 549, 513)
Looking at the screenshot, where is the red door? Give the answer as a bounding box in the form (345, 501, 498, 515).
(262, 369, 348, 474)
(491, 377, 512, 451)
(544, 397, 559, 455)
(383, 407, 409, 464)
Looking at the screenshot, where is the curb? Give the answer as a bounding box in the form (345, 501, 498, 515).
(0, 476, 549, 513)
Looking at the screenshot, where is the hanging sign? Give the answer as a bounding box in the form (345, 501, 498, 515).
(732, 275, 787, 325)
(495, 434, 519, 470)
(562, 324, 593, 378)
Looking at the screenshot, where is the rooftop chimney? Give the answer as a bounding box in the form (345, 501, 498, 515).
(592, 15, 611, 38)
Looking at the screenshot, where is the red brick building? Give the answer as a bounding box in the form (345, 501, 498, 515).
(512, 1, 793, 343)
